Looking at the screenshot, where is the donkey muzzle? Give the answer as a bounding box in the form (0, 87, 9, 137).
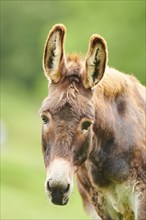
(45, 159, 73, 205)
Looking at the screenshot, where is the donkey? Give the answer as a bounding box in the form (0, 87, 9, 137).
(40, 24, 146, 220)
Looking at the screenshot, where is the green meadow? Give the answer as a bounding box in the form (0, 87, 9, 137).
(1, 1, 145, 219)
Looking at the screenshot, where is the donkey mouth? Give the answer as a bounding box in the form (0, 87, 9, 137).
(51, 191, 69, 206)
(51, 197, 69, 206)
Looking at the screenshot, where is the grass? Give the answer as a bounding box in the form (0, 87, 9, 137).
(0, 83, 90, 220)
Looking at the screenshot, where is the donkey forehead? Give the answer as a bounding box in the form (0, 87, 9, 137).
(40, 98, 94, 118)
(53, 103, 79, 121)
(40, 83, 94, 119)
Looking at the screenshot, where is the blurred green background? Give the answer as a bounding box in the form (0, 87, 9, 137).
(1, 1, 145, 220)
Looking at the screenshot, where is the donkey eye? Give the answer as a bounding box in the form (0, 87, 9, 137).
(81, 121, 92, 131)
(41, 115, 49, 124)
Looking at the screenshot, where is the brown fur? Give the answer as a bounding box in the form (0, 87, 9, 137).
(40, 24, 146, 220)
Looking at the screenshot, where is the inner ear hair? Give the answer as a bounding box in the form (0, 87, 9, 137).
(43, 24, 66, 83)
(83, 34, 107, 89)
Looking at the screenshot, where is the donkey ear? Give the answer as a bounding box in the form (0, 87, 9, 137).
(43, 24, 66, 83)
(83, 35, 107, 89)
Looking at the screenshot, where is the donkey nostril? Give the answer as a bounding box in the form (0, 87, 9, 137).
(64, 184, 70, 193)
(46, 180, 70, 194)
(47, 181, 52, 192)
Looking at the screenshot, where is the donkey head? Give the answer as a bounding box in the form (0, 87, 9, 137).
(40, 24, 107, 205)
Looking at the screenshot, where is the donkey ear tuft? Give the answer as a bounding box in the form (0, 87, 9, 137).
(43, 24, 66, 83)
(83, 34, 108, 89)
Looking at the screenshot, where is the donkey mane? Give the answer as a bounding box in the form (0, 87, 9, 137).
(66, 54, 83, 62)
